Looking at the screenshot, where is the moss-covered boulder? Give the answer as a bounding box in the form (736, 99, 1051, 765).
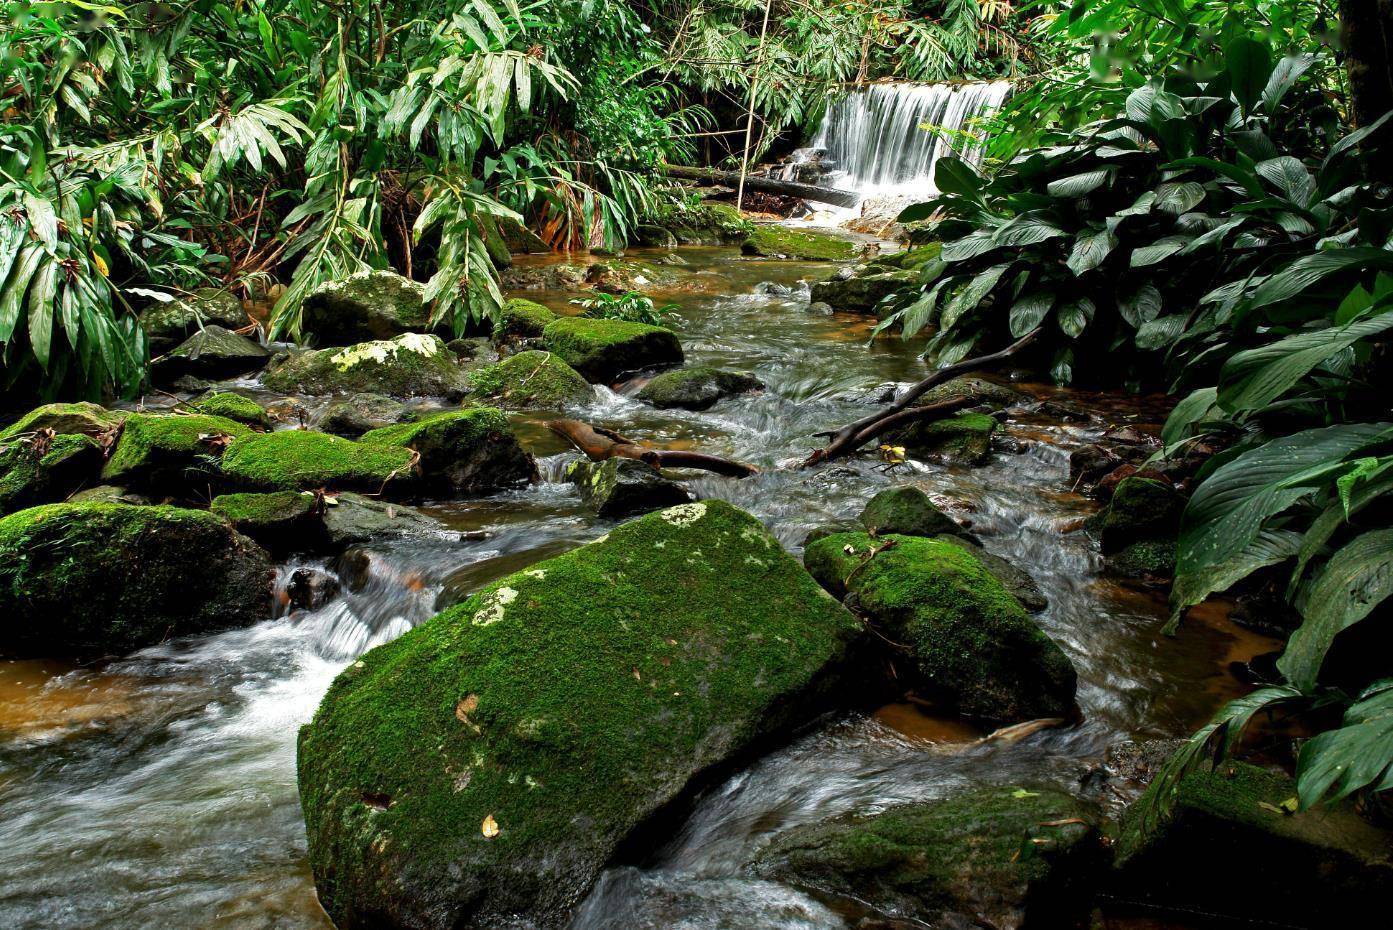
(493, 298, 557, 342)
(467, 351, 594, 409)
(1089, 476, 1184, 579)
(751, 786, 1104, 928)
(804, 532, 1076, 723)
(360, 408, 536, 497)
(634, 367, 763, 411)
(210, 490, 318, 552)
(889, 411, 997, 466)
(67, 484, 149, 505)
(154, 325, 270, 381)
(935, 534, 1048, 614)
(809, 269, 910, 314)
(0, 503, 274, 657)
(315, 393, 412, 437)
(221, 430, 416, 494)
(860, 486, 961, 538)
(301, 270, 437, 346)
(541, 317, 683, 383)
(639, 200, 751, 246)
(920, 375, 1023, 408)
(0, 434, 103, 516)
(0, 402, 125, 442)
(865, 243, 942, 271)
(138, 288, 247, 352)
(741, 225, 864, 261)
(101, 412, 252, 490)
(565, 458, 692, 519)
(1114, 762, 1393, 927)
(262, 334, 470, 399)
(297, 500, 864, 930)
(188, 392, 270, 428)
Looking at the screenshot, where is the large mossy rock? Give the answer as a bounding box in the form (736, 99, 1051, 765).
(751, 786, 1103, 929)
(860, 486, 961, 538)
(154, 325, 270, 381)
(210, 490, 318, 552)
(188, 392, 271, 428)
(209, 489, 448, 553)
(0, 434, 103, 516)
(467, 350, 594, 409)
(565, 458, 692, 519)
(634, 366, 763, 411)
(493, 298, 557, 342)
(297, 500, 865, 930)
(741, 225, 864, 261)
(360, 408, 536, 496)
(221, 430, 416, 494)
(804, 532, 1075, 723)
(315, 393, 412, 437)
(101, 412, 252, 489)
(639, 201, 751, 246)
(935, 534, 1048, 614)
(0, 503, 274, 657)
(541, 317, 683, 383)
(808, 269, 909, 314)
(138, 288, 247, 352)
(0, 402, 125, 441)
(262, 334, 469, 399)
(1114, 762, 1393, 928)
(301, 271, 435, 345)
(889, 411, 997, 466)
(1091, 476, 1184, 579)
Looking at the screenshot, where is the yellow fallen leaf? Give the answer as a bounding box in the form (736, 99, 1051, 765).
(481, 814, 499, 838)
(92, 252, 109, 277)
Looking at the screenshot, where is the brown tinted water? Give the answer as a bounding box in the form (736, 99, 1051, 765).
(0, 246, 1275, 929)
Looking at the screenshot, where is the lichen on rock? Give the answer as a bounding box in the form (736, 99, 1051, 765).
(565, 457, 691, 518)
(301, 270, 438, 345)
(262, 333, 470, 399)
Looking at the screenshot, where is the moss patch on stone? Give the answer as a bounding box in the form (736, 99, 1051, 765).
(301, 270, 435, 345)
(101, 412, 252, 489)
(189, 392, 270, 428)
(262, 333, 469, 399)
(494, 298, 557, 342)
(297, 500, 863, 930)
(0, 502, 274, 657)
(467, 351, 593, 409)
(221, 430, 416, 493)
(138, 288, 246, 351)
(361, 408, 535, 496)
(634, 367, 763, 411)
(741, 225, 863, 261)
(860, 486, 960, 538)
(0, 402, 125, 442)
(210, 490, 318, 550)
(541, 317, 684, 383)
(804, 532, 1076, 723)
(0, 434, 103, 516)
(890, 411, 997, 466)
(565, 457, 691, 518)
(639, 200, 752, 245)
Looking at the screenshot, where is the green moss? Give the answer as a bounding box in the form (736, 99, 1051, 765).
(361, 408, 535, 495)
(565, 457, 691, 518)
(221, 430, 416, 493)
(804, 532, 1076, 723)
(494, 298, 557, 341)
(891, 411, 998, 466)
(297, 500, 862, 929)
(541, 316, 684, 382)
(188, 392, 270, 427)
(634, 367, 762, 411)
(101, 412, 252, 488)
(741, 225, 863, 261)
(138, 288, 245, 349)
(0, 502, 273, 657)
(641, 200, 752, 245)
(860, 486, 960, 538)
(467, 350, 593, 409)
(1108, 537, 1177, 578)
(0, 402, 126, 441)
(262, 333, 469, 398)
(867, 242, 943, 271)
(0, 434, 103, 516)
(1096, 477, 1184, 554)
(301, 270, 435, 345)
(211, 490, 316, 529)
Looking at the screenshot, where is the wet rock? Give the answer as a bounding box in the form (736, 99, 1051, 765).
(67, 484, 149, 505)
(101, 412, 252, 491)
(154, 325, 270, 381)
(641, 201, 750, 246)
(315, 393, 413, 437)
(297, 500, 864, 930)
(493, 298, 557, 342)
(804, 532, 1077, 723)
(446, 337, 497, 362)
(541, 317, 683, 383)
(584, 260, 681, 295)
(467, 350, 594, 409)
(808, 270, 908, 314)
(1113, 761, 1393, 928)
(741, 225, 864, 261)
(301, 270, 436, 346)
(188, 392, 271, 428)
(566, 458, 692, 519)
(220, 429, 416, 494)
(634, 367, 763, 411)
(0, 434, 103, 516)
(138, 288, 247, 353)
(287, 567, 341, 612)
(1095, 739, 1187, 799)
(319, 492, 450, 548)
(806, 300, 834, 315)
(919, 376, 1022, 408)
(210, 490, 318, 553)
(0, 402, 125, 442)
(934, 535, 1048, 614)
(888, 411, 997, 466)
(0, 502, 274, 657)
(859, 486, 962, 538)
(1089, 476, 1185, 579)
(633, 224, 678, 248)
(750, 786, 1105, 929)
(499, 262, 589, 291)
(261, 334, 470, 399)
(801, 521, 861, 549)
(361, 408, 537, 497)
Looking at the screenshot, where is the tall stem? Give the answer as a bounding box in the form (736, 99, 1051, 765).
(736, 0, 775, 212)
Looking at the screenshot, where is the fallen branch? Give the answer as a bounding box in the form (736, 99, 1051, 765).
(804, 329, 1041, 466)
(547, 419, 759, 479)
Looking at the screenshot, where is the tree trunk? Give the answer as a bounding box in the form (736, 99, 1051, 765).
(1340, 0, 1393, 166)
(547, 419, 760, 478)
(661, 164, 861, 208)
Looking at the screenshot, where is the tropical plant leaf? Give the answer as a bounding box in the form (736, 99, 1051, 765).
(1296, 680, 1393, 808)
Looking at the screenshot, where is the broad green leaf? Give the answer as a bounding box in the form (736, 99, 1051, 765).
(934, 157, 981, 198)
(1296, 680, 1393, 808)
(1130, 235, 1190, 267)
(1118, 283, 1162, 327)
(1162, 386, 1219, 445)
(1067, 227, 1116, 275)
(940, 263, 1009, 331)
(1225, 37, 1274, 115)
(1249, 248, 1393, 310)
(1153, 181, 1205, 214)
(1010, 293, 1052, 338)
(1057, 297, 1094, 337)
(1047, 168, 1112, 198)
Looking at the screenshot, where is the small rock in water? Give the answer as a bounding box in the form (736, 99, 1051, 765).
(566, 458, 692, 519)
(286, 567, 341, 612)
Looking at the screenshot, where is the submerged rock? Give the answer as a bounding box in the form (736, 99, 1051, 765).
(750, 786, 1104, 929)
(262, 334, 470, 399)
(0, 503, 274, 657)
(541, 317, 683, 383)
(297, 500, 864, 930)
(101, 412, 252, 490)
(0, 434, 103, 516)
(634, 367, 763, 411)
(1090, 476, 1184, 579)
(360, 408, 537, 497)
(154, 325, 270, 381)
(566, 458, 692, 518)
(188, 392, 271, 428)
(314, 393, 412, 437)
(860, 486, 961, 538)
(493, 298, 557, 342)
(301, 271, 436, 345)
(467, 350, 594, 409)
(741, 225, 864, 261)
(889, 411, 998, 466)
(220, 430, 416, 494)
(0, 402, 125, 442)
(138, 288, 247, 352)
(804, 532, 1076, 723)
(1114, 761, 1393, 928)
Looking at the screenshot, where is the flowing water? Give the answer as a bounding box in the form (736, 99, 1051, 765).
(0, 247, 1272, 929)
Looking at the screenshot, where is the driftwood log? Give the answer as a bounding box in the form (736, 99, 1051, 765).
(803, 329, 1042, 466)
(547, 419, 759, 479)
(662, 164, 860, 209)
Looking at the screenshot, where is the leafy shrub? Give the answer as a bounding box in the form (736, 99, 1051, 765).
(570, 291, 681, 328)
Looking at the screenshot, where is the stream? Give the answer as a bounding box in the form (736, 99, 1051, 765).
(0, 246, 1273, 929)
